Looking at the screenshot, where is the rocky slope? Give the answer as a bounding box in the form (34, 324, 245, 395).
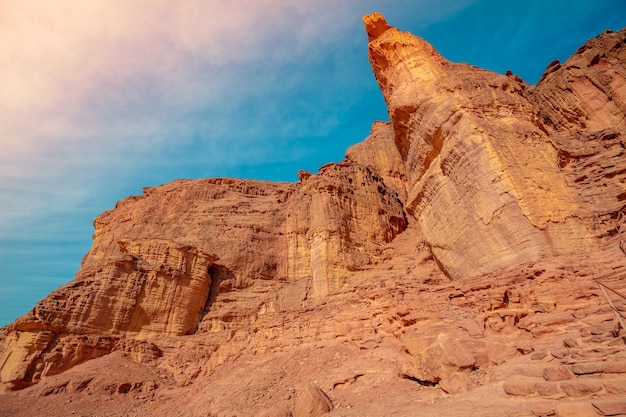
(1, 13, 626, 417)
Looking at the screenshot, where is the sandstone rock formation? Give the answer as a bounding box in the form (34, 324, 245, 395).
(1, 12, 626, 417)
(365, 12, 623, 280)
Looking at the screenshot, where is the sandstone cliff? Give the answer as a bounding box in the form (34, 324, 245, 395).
(364, 13, 626, 280)
(1, 13, 626, 417)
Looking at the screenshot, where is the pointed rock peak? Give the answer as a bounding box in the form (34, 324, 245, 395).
(365, 15, 447, 105)
(363, 12, 392, 42)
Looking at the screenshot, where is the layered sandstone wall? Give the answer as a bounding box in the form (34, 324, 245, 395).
(364, 12, 626, 279)
(287, 160, 407, 301)
(0, 157, 411, 390)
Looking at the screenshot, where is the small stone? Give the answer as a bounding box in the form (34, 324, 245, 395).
(294, 385, 333, 417)
(486, 314, 506, 332)
(589, 321, 617, 336)
(516, 340, 534, 355)
(559, 380, 603, 397)
(591, 399, 626, 416)
(551, 348, 569, 359)
(555, 402, 601, 417)
(530, 403, 556, 416)
(563, 338, 579, 348)
(571, 363, 603, 375)
(439, 372, 473, 394)
(532, 302, 556, 313)
(531, 351, 548, 361)
(503, 380, 536, 396)
(543, 366, 573, 382)
(536, 381, 563, 398)
(573, 310, 587, 319)
(604, 376, 626, 395)
(532, 326, 560, 338)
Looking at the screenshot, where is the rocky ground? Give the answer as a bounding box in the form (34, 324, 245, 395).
(1, 228, 625, 417)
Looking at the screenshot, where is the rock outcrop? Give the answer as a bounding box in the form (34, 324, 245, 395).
(1, 12, 625, 417)
(365, 12, 621, 279)
(287, 161, 407, 301)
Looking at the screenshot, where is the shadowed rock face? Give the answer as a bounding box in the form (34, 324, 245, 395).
(1, 12, 626, 417)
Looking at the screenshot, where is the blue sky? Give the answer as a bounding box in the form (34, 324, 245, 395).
(1, 0, 625, 327)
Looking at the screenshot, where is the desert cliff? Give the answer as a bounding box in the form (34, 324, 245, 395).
(1, 13, 626, 417)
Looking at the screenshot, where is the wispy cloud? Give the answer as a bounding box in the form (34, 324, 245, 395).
(0, 0, 477, 186)
(1, 1, 347, 206)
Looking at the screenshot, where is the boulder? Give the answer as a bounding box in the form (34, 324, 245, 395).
(294, 385, 333, 417)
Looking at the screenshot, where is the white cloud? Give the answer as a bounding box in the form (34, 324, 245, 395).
(1, 0, 354, 163)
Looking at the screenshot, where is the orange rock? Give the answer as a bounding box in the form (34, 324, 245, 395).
(543, 366, 574, 382)
(555, 402, 602, 417)
(439, 372, 474, 394)
(602, 362, 626, 373)
(536, 381, 564, 398)
(592, 400, 626, 417)
(286, 161, 407, 301)
(294, 385, 333, 417)
(571, 363, 603, 375)
(559, 380, 604, 397)
(503, 380, 537, 396)
(365, 13, 626, 280)
(401, 332, 476, 383)
(604, 377, 626, 395)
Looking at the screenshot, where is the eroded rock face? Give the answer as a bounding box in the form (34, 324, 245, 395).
(0, 157, 409, 390)
(2, 178, 291, 390)
(345, 121, 407, 201)
(364, 12, 626, 279)
(1, 238, 212, 390)
(287, 160, 407, 301)
(20, 238, 217, 338)
(530, 29, 626, 229)
(1, 12, 626, 417)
